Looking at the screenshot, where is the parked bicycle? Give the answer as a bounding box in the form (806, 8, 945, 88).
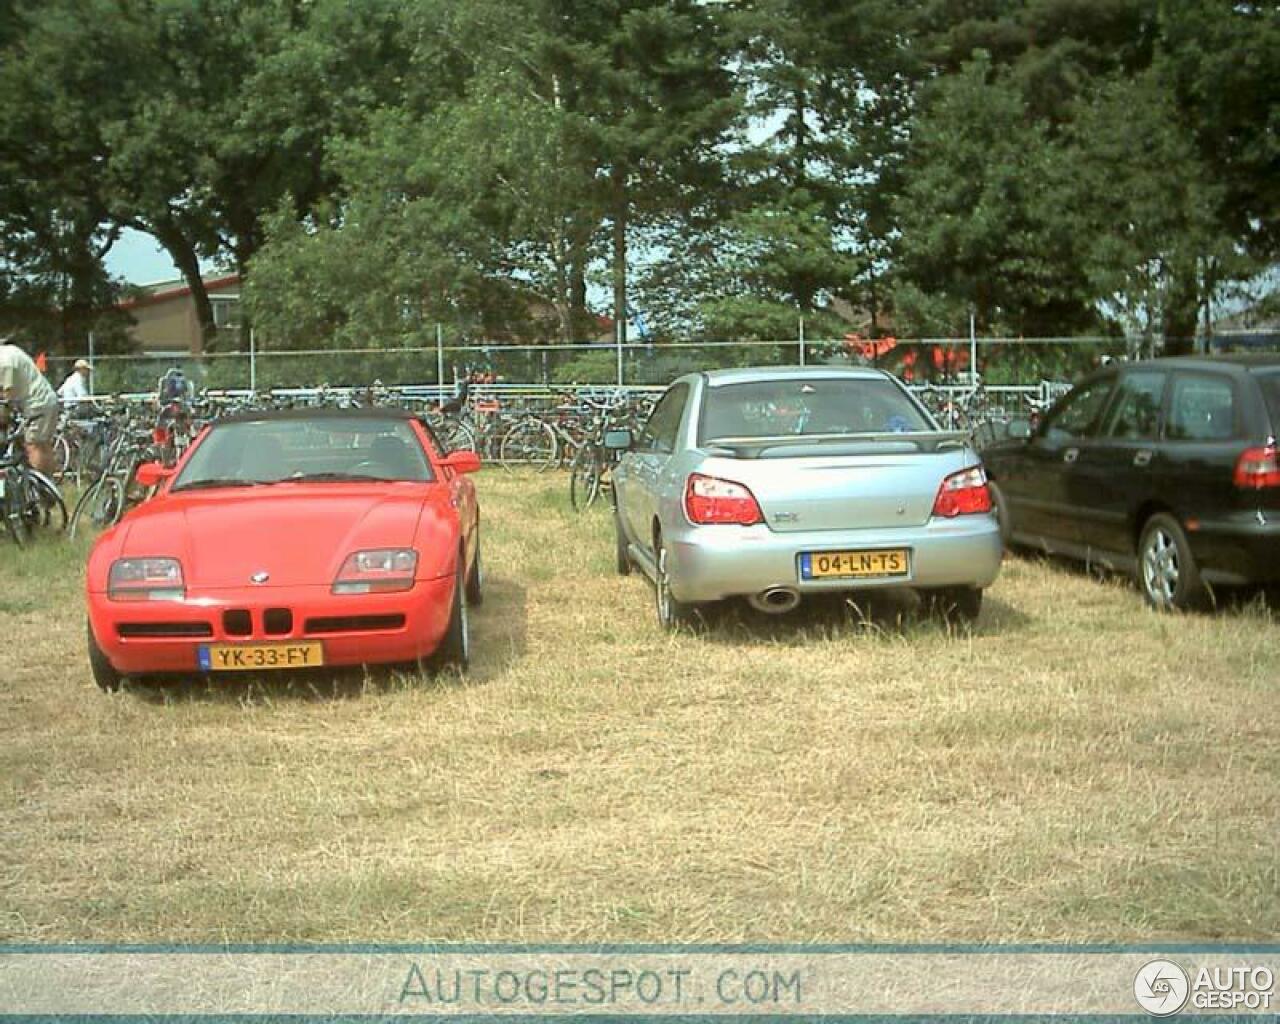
(68, 409, 169, 539)
(568, 392, 655, 510)
(0, 403, 67, 545)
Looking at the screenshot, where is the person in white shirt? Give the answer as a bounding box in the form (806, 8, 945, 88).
(0, 339, 60, 475)
(58, 358, 92, 405)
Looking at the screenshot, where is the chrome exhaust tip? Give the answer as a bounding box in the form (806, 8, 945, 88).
(747, 587, 802, 614)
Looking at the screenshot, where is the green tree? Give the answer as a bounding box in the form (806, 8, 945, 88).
(892, 54, 1097, 336)
(897, 0, 1275, 346)
(1062, 69, 1248, 350)
(548, 0, 737, 342)
(0, 0, 133, 351)
(636, 0, 917, 341)
(247, 0, 736, 349)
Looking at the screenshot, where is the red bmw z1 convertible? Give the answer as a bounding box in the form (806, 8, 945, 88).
(85, 408, 482, 690)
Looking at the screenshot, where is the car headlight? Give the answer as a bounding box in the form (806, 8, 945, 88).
(332, 549, 418, 594)
(108, 557, 185, 601)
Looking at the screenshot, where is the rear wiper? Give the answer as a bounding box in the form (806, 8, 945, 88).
(171, 477, 263, 492)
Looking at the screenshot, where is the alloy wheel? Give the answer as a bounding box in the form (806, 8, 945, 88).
(1142, 527, 1179, 606)
(656, 546, 673, 626)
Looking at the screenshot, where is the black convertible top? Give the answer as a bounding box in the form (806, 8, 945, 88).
(215, 405, 420, 426)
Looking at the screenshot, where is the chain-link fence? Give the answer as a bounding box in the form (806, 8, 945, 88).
(39, 331, 1279, 399)
(37, 335, 1134, 396)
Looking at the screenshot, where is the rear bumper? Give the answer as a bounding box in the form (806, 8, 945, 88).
(87, 577, 454, 676)
(665, 515, 1003, 603)
(1189, 514, 1280, 585)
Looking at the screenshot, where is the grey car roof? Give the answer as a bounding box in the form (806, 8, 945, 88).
(697, 365, 893, 387)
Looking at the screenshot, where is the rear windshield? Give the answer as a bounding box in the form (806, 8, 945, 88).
(1258, 372, 1280, 434)
(699, 377, 931, 444)
(174, 417, 432, 490)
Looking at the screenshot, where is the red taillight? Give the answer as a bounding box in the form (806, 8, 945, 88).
(684, 472, 764, 526)
(933, 465, 992, 517)
(1234, 445, 1280, 489)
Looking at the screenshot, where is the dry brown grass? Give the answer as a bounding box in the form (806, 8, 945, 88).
(0, 470, 1276, 943)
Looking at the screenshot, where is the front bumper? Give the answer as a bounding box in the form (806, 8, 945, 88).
(665, 515, 1003, 603)
(87, 577, 455, 676)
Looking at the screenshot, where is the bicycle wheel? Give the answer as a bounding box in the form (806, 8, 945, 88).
(443, 420, 476, 453)
(120, 457, 150, 516)
(569, 448, 604, 511)
(69, 475, 124, 539)
(3, 469, 29, 547)
(74, 434, 106, 485)
(598, 460, 615, 508)
(24, 470, 67, 533)
(499, 418, 557, 473)
(52, 434, 72, 481)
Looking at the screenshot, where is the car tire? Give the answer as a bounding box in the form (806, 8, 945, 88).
(1138, 513, 1206, 612)
(465, 532, 484, 606)
(87, 620, 123, 692)
(430, 559, 470, 672)
(613, 503, 631, 576)
(654, 532, 696, 631)
(988, 480, 1013, 548)
(921, 586, 983, 624)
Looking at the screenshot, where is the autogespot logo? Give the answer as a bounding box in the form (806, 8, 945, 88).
(1134, 959, 1191, 1016)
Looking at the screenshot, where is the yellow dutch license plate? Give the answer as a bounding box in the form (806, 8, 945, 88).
(198, 642, 324, 672)
(802, 549, 910, 580)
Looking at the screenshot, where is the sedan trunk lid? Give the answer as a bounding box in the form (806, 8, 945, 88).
(698, 435, 975, 532)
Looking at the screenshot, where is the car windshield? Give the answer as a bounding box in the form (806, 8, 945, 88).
(699, 377, 932, 443)
(173, 417, 433, 490)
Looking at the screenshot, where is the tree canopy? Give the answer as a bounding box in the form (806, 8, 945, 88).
(0, 0, 1274, 354)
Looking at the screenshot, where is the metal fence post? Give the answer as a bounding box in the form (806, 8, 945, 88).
(799, 317, 806, 366)
(436, 324, 444, 396)
(616, 320, 624, 386)
(970, 312, 978, 387)
(249, 328, 256, 393)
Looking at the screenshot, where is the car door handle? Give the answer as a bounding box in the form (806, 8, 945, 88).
(1063, 448, 1079, 464)
(1133, 450, 1153, 467)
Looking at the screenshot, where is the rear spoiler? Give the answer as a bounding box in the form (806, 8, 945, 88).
(704, 431, 971, 459)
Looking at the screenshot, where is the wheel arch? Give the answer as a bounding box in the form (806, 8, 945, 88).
(1132, 500, 1178, 552)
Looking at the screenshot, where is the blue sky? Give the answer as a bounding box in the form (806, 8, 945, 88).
(105, 227, 206, 285)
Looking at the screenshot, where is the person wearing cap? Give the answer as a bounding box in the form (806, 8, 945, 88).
(0, 338, 60, 475)
(59, 358, 93, 405)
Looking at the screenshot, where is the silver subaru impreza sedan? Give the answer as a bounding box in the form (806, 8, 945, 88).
(608, 366, 1002, 628)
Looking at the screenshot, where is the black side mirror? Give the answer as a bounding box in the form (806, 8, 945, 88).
(603, 429, 633, 451)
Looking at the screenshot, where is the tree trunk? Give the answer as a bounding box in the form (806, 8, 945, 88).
(791, 84, 808, 188)
(569, 246, 588, 342)
(1162, 267, 1200, 356)
(232, 228, 259, 352)
(153, 220, 216, 352)
(867, 263, 879, 334)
